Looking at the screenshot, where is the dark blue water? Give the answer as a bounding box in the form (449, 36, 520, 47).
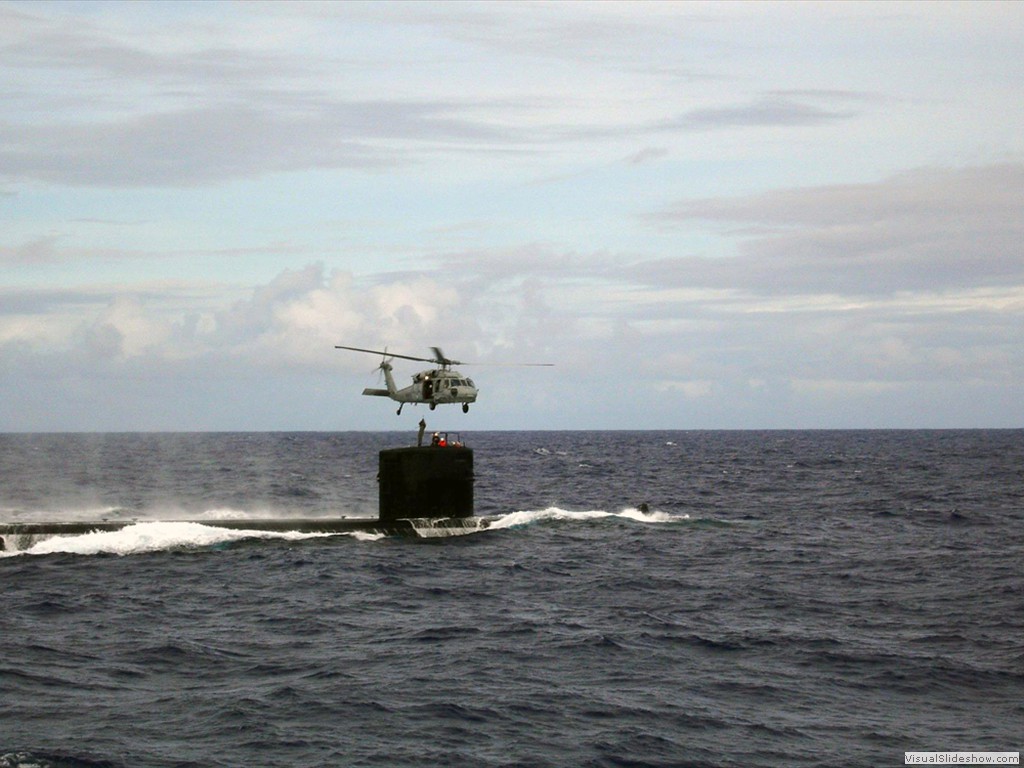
(2, 431, 1022, 767)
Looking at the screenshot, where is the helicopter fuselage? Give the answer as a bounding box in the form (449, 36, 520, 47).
(410, 368, 478, 407)
(362, 361, 477, 413)
(337, 344, 548, 415)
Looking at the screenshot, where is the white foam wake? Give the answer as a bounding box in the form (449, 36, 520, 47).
(6, 521, 365, 557)
(2, 507, 684, 556)
(487, 506, 685, 529)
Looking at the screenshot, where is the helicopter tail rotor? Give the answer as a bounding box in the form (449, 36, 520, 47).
(378, 346, 390, 372)
(363, 353, 395, 399)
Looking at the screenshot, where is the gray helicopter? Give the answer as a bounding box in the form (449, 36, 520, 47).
(336, 345, 552, 414)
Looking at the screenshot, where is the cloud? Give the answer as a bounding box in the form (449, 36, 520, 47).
(0, 285, 117, 321)
(0, 280, 232, 362)
(1, 243, 1020, 429)
(0, 262, 522, 370)
(647, 163, 1024, 295)
(0, 2, 310, 95)
(0, 235, 62, 266)
(625, 147, 669, 165)
(665, 95, 858, 130)
(0, 3, 890, 190)
(0, 99, 523, 187)
(0, 3, 541, 188)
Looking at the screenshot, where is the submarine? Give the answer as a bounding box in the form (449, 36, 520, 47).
(0, 436, 488, 553)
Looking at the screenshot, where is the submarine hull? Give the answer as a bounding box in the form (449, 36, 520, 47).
(0, 444, 481, 551)
(0, 516, 492, 552)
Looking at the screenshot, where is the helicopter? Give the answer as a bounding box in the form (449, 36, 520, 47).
(335, 345, 552, 415)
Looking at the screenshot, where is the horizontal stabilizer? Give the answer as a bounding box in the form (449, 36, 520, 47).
(362, 388, 391, 397)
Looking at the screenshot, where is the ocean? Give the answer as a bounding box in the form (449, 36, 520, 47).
(1, 430, 1021, 767)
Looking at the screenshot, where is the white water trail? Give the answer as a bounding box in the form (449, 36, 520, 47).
(487, 506, 686, 529)
(2, 506, 686, 557)
(3, 522, 353, 557)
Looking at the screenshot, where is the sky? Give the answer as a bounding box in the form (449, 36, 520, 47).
(1, 0, 1022, 431)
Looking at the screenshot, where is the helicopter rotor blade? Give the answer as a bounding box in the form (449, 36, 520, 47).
(336, 344, 553, 368)
(335, 345, 439, 365)
(468, 362, 555, 367)
(430, 347, 463, 367)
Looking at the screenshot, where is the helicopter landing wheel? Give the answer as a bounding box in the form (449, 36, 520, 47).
(463, 404, 469, 413)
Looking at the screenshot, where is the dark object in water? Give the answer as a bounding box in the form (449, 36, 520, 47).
(0, 444, 480, 551)
(379, 445, 473, 522)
